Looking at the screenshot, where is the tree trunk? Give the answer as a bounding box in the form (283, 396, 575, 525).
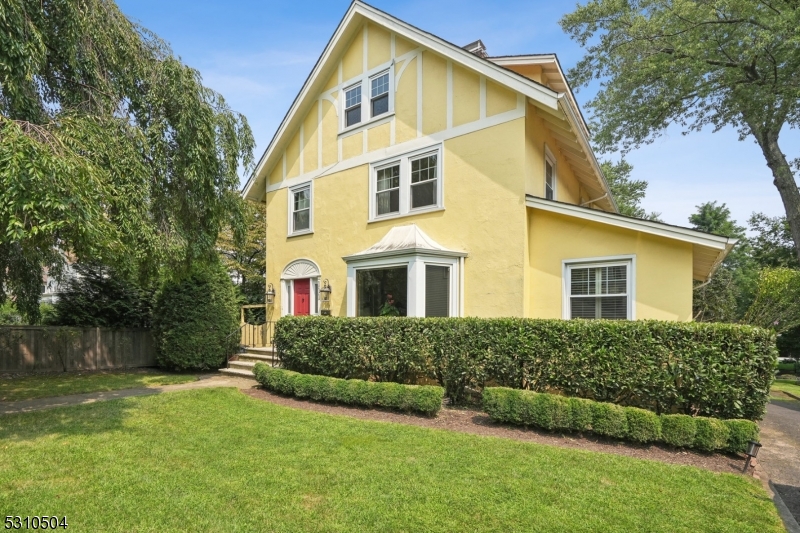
(749, 125, 800, 264)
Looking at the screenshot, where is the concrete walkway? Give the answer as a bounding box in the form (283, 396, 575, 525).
(0, 374, 258, 415)
(759, 393, 800, 532)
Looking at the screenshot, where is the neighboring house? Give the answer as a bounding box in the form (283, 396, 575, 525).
(40, 262, 79, 305)
(242, 1, 735, 321)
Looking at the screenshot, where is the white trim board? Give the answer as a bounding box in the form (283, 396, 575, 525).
(267, 107, 524, 194)
(242, 0, 560, 202)
(527, 195, 736, 281)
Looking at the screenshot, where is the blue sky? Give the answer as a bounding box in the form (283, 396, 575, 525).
(116, 0, 797, 230)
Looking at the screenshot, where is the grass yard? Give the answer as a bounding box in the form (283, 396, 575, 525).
(772, 378, 800, 398)
(0, 388, 782, 532)
(0, 370, 197, 402)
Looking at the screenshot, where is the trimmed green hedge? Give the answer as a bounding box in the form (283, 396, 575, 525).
(274, 316, 776, 420)
(482, 387, 759, 453)
(253, 363, 444, 415)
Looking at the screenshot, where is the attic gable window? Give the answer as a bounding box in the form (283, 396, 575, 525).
(371, 72, 390, 117)
(345, 85, 362, 127)
(340, 65, 394, 133)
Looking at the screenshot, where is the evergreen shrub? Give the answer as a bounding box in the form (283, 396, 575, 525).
(275, 316, 776, 419)
(253, 364, 444, 415)
(152, 263, 239, 370)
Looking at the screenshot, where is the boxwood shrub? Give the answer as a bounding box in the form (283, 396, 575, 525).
(274, 316, 776, 419)
(624, 407, 662, 443)
(253, 363, 444, 415)
(659, 415, 697, 448)
(482, 387, 758, 453)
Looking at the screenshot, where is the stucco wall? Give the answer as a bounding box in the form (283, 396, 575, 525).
(526, 209, 694, 321)
(265, 119, 528, 319)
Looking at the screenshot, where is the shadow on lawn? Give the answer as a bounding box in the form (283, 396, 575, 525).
(0, 399, 134, 442)
(770, 395, 800, 413)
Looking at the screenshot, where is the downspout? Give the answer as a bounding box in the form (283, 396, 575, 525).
(580, 193, 608, 207)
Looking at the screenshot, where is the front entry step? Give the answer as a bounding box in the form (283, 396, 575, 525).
(220, 347, 280, 378)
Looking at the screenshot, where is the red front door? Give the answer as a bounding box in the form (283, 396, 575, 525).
(293, 278, 310, 316)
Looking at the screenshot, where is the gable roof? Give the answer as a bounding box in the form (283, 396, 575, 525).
(242, 1, 615, 213)
(526, 196, 736, 281)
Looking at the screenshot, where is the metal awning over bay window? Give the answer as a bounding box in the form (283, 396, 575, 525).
(342, 224, 466, 318)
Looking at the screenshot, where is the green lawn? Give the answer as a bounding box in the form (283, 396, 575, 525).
(772, 378, 800, 398)
(0, 370, 197, 402)
(0, 388, 782, 532)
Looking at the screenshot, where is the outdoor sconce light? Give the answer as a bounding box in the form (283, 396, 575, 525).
(742, 440, 762, 473)
(266, 283, 276, 306)
(319, 279, 332, 316)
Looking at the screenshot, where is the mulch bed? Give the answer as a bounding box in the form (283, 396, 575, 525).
(243, 386, 748, 475)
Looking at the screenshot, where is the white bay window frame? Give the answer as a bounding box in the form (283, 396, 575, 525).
(345, 253, 462, 318)
(368, 144, 444, 222)
(562, 255, 636, 320)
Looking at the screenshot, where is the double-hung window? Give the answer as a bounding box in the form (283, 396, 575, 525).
(545, 150, 556, 201)
(289, 183, 312, 235)
(370, 146, 442, 221)
(370, 72, 390, 117)
(341, 68, 393, 131)
(344, 85, 362, 128)
(566, 259, 632, 320)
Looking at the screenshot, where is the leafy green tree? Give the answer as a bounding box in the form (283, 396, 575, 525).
(0, 0, 254, 323)
(217, 200, 266, 322)
(561, 1, 800, 262)
(743, 267, 800, 333)
(689, 202, 754, 321)
(748, 212, 799, 269)
(600, 159, 660, 220)
(46, 263, 152, 328)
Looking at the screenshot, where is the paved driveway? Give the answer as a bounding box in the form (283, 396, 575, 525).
(759, 393, 800, 527)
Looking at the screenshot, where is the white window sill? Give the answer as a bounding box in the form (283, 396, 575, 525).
(339, 113, 395, 138)
(368, 206, 444, 224)
(287, 229, 314, 238)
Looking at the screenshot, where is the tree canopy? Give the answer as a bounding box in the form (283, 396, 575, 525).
(600, 159, 660, 220)
(561, 0, 800, 261)
(0, 0, 254, 322)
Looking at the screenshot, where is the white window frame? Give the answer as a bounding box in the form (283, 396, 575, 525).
(346, 253, 461, 318)
(287, 181, 313, 236)
(544, 144, 557, 201)
(368, 144, 444, 222)
(339, 63, 395, 134)
(562, 255, 636, 320)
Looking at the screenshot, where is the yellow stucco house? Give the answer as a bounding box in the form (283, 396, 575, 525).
(242, 1, 735, 322)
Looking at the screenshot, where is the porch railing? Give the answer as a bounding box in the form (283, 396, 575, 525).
(239, 304, 275, 348)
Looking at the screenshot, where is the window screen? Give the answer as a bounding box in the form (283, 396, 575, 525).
(410, 154, 437, 209)
(371, 72, 390, 117)
(376, 164, 400, 215)
(545, 159, 555, 200)
(425, 265, 450, 317)
(292, 187, 310, 232)
(569, 264, 628, 320)
(345, 85, 362, 127)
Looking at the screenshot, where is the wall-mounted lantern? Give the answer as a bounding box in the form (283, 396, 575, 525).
(266, 283, 276, 306)
(320, 279, 332, 316)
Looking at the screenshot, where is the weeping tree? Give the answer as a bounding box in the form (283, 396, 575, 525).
(561, 1, 800, 259)
(0, 0, 254, 322)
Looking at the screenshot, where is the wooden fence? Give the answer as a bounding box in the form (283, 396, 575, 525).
(0, 327, 155, 373)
